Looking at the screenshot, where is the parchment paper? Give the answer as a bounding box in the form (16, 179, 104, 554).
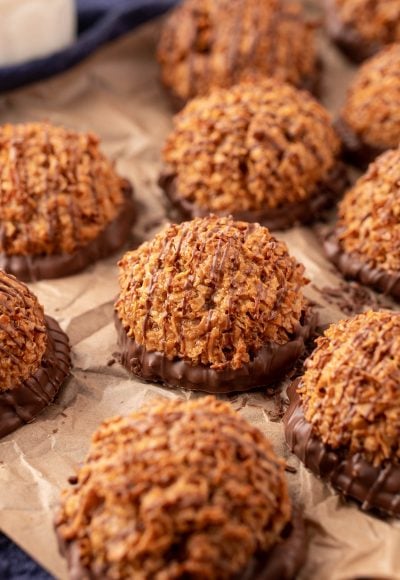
(0, 7, 400, 580)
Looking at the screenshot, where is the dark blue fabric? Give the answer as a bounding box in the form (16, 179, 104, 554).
(0, 533, 52, 579)
(0, 3, 179, 577)
(0, 0, 179, 92)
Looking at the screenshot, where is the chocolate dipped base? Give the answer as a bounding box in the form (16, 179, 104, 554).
(0, 316, 71, 439)
(115, 308, 317, 394)
(323, 0, 383, 63)
(324, 230, 400, 300)
(0, 181, 136, 282)
(240, 508, 307, 580)
(160, 162, 348, 231)
(335, 117, 387, 169)
(284, 381, 400, 518)
(56, 507, 306, 580)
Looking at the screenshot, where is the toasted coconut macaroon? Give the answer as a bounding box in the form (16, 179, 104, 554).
(336, 45, 400, 168)
(324, 148, 400, 300)
(324, 0, 400, 62)
(114, 215, 316, 393)
(55, 396, 307, 580)
(160, 80, 348, 230)
(0, 122, 136, 281)
(157, 0, 319, 108)
(285, 310, 400, 518)
(0, 269, 70, 438)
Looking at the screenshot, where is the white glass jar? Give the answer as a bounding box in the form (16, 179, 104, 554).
(0, 0, 76, 66)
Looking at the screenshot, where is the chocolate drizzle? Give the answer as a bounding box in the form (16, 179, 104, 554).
(115, 307, 317, 394)
(324, 230, 400, 300)
(0, 181, 136, 282)
(160, 162, 348, 230)
(0, 316, 71, 439)
(323, 0, 384, 63)
(335, 117, 387, 169)
(284, 381, 400, 518)
(56, 506, 306, 580)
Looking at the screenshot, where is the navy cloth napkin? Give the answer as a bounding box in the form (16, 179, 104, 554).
(0, 0, 178, 92)
(0, 1, 178, 577)
(0, 535, 52, 580)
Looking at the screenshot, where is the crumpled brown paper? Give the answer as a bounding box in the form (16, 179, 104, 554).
(0, 8, 399, 580)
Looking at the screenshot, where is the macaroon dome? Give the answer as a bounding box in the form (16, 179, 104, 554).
(285, 309, 400, 517)
(0, 122, 126, 256)
(161, 79, 345, 228)
(116, 215, 309, 372)
(299, 310, 400, 466)
(337, 44, 400, 165)
(0, 122, 135, 280)
(0, 268, 71, 439)
(158, 0, 318, 106)
(325, 0, 400, 62)
(337, 148, 400, 273)
(325, 147, 400, 298)
(56, 397, 293, 579)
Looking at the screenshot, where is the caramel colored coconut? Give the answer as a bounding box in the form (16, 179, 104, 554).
(300, 311, 400, 466)
(158, 0, 318, 107)
(55, 397, 307, 579)
(284, 310, 400, 518)
(324, 148, 400, 299)
(0, 122, 135, 280)
(324, 0, 400, 62)
(0, 271, 47, 391)
(115, 215, 315, 393)
(160, 80, 347, 229)
(0, 269, 71, 438)
(337, 45, 400, 166)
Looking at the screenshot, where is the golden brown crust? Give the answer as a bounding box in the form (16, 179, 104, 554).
(162, 80, 340, 214)
(332, 0, 400, 46)
(0, 122, 127, 256)
(340, 45, 400, 150)
(337, 148, 400, 273)
(115, 215, 309, 371)
(56, 397, 291, 579)
(298, 310, 400, 466)
(157, 0, 317, 104)
(0, 270, 47, 391)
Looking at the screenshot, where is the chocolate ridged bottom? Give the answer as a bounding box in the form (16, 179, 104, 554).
(0, 181, 136, 282)
(284, 381, 400, 518)
(324, 230, 400, 300)
(0, 316, 71, 439)
(56, 507, 306, 580)
(323, 0, 383, 63)
(115, 308, 317, 394)
(239, 508, 307, 580)
(335, 117, 387, 169)
(160, 163, 348, 231)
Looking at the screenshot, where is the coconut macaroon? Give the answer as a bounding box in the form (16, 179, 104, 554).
(160, 80, 347, 230)
(284, 310, 400, 518)
(0, 122, 136, 281)
(157, 0, 319, 108)
(336, 45, 400, 167)
(55, 397, 306, 579)
(325, 148, 400, 300)
(324, 0, 400, 62)
(0, 270, 70, 438)
(114, 215, 316, 393)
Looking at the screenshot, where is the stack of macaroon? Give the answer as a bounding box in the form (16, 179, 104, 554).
(0, 121, 136, 441)
(1, 0, 399, 578)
